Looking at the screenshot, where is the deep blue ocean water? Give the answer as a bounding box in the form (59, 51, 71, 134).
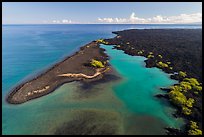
(2, 24, 201, 135)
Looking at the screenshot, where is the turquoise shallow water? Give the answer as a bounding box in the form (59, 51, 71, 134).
(2, 24, 200, 135)
(100, 45, 183, 129)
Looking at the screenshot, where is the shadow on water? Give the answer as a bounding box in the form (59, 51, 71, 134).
(54, 109, 123, 135)
(80, 73, 121, 90)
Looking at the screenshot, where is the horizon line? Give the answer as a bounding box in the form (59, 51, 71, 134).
(2, 23, 202, 25)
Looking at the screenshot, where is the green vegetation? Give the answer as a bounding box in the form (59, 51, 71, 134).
(147, 52, 154, 58)
(179, 71, 187, 77)
(182, 106, 192, 115)
(158, 54, 162, 58)
(180, 81, 192, 92)
(169, 90, 187, 106)
(90, 59, 104, 68)
(183, 78, 202, 94)
(190, 121, 199, 129)
(188, 129, 202, 135)
(194, 85, 202, 91)
(137, 50, 143, 55)
(167, 61, 171, 64)
(147, 54, 154, 58)
(156, 61, 168, 68)
(169, 75, 202, 133)
(97, 39, 103, 43)
(188, 121, 202, 135)
(170, 85, 182, 92)
(97, 39, 108, 44)
(183, 78, 200, 87)
(169, 83, 193, 115)
(168, 75, 203, 116)
(185, 98, 194, 108)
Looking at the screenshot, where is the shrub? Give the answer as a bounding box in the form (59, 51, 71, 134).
(97, 39, 103, 43)
(180, 81, 192, 91)
(182, 106, 192, 115)
(90, 59, 104, 68)
(137, 51, 143, 55)
(169, 90, 187, 106)
(190, 121, 198, 129)
(188, 121, 202, 135)
(171, 82, 192, 93)
(184, 78, 200, 86)
(158, 54, 162, 58)
(97, 39, 108, 44)
(179, 71, 187, 77)
(170, 85, 183, 92)
(188, 129, 202, 135)
(157, 61, 168, 68)
(185, 98, 195, 108)
(147, 54, 154, 58)
(183, 78, 202, 92)
(193, 85, 202, 91)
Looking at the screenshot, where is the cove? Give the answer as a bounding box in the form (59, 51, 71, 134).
(100, 44, 184, 133)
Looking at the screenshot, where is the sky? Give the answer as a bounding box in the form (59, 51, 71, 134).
(2, 2, 202, 24)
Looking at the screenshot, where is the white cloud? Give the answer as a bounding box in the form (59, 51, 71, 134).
(52, 20, 60, 23)
(97, 12, 202, 24)
(98, 18, 114, 23)
(51, 19, 75, 24)
(62, 19, 72, 23)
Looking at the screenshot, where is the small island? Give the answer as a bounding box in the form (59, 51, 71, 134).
(6, 41, 111, 104)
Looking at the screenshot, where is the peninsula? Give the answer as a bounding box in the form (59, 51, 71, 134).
(6, 29, 202, 135)
(6, 41, 111, 104)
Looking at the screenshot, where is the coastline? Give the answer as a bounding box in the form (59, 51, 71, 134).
(109, 29, 202, 81)
(6, 41, 111, 104)
(5, 28, 202, 135)
(104, 29, 202, 135)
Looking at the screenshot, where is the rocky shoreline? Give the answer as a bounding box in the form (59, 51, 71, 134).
(6, 41, 112, 104)
(103, 29, 202, 135)
(5, 29, 202, 135)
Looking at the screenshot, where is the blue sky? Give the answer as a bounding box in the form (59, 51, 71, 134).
(2, 2, 202, 24)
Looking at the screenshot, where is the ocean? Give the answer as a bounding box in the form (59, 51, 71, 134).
(2, 24, 201, 135)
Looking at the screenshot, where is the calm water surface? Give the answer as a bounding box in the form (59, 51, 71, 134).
(3, 24, 201, 135)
